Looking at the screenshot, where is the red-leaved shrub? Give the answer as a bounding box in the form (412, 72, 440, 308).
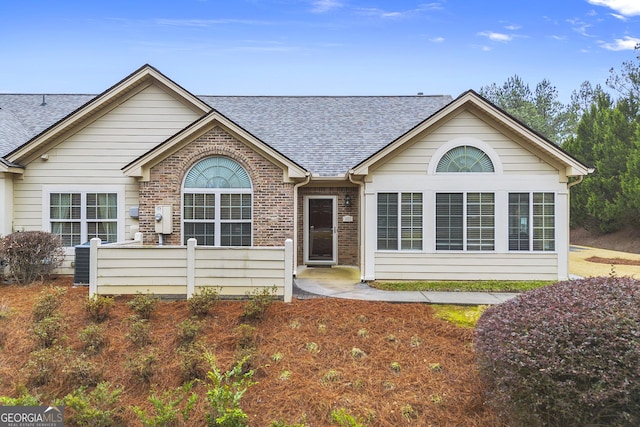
(475, 276, 640, 427)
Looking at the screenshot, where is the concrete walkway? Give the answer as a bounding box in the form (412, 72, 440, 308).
(293, 266, 519, 304)
(293, 246, 640, 304)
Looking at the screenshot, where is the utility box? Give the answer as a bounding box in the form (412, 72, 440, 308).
(154, 205, 173, 234)
(74, 242, 91, 284)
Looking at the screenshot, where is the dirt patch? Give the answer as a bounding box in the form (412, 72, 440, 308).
(571, 227, 640, 254)
(0, 277, 502, 426)
(586, 256, 640, 266)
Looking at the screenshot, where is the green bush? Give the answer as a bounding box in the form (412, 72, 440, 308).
(176, 317, 203, 347)
(78, 324, 107, 354)
(64, 353, 103, 387)
(132, 381, 198, 426)
(0, 231, 65, 285)
(241, 286, 277, 321)
(32, 314, 66, 348)
(126, 316, 152, 347)
(32, 286, 67, 322)
(475, 276, 640, 427)
(85, 295, 114, 322)
(204, 352, 255, 427)
(126, 349, 157, 384)
(127, 292, 159, 320)
(57, 381, 123, 426)
(188, 287, 220, 317)
(21, 346, 71, 387)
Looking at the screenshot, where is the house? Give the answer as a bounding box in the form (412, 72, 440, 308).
(0, 64, 590, 295)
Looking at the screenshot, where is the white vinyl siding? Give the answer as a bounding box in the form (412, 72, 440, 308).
(377, 192, 422, 251)
(373, 110, 560, 176)
(14, 84, 202, 243)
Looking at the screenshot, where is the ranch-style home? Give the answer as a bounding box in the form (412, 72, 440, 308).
(0, 65, 590, 299)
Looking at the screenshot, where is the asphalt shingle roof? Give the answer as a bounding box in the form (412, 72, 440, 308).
(0, 93, 453, 176)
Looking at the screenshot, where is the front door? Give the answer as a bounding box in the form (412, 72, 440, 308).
(305, 196, 337, 265)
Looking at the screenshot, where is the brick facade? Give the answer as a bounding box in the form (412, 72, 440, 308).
(297, 186, 360, 267)
(138, 126, 295, 246)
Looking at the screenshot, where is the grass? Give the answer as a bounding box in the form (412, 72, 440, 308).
(370, 279, 553, 293)
(431, 305, 489, 328)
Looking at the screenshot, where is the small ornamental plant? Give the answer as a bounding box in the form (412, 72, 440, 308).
(475, 276, 640, 427)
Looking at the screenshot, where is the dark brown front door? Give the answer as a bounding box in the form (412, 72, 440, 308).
(307, 197, 335, 263)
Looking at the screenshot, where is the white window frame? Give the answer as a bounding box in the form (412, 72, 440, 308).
(376, 192, 423, 251)
(42, 185, 125, 248)
(181, 188, 253, 246)
(435, 192, 495, 252)
(507, 192, 556, 252)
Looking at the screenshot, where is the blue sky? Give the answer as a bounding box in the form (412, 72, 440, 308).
(1, 0, 638, 101)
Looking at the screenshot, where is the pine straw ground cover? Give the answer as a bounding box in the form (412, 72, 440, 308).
(0, 277, 502, 426)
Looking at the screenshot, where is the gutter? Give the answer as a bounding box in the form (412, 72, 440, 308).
(348, 170, 366, 282)
(292, 172, 311, 276)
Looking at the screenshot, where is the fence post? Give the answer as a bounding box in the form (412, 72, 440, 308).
(187, 238, 197, 299)
(284, 239, 293, 303)
(89, 237, 101, 297)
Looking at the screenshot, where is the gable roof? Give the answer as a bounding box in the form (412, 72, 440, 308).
(122, 109, 308, 181)
(2, 64, 211, 165)
(0, 66, 589, 178)
(352, 90, 591, 177)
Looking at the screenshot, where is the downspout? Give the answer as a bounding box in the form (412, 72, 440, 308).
(348, 170, 366, 282)
(293, 172, 311, 276)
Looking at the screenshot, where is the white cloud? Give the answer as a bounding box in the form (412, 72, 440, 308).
(355, 2, 444, 19)
(599, 36, 640, 50)
(430, 36, 445, 43)
(478, 31, 513, 42)
(311, 0, 343, 13)
(566, 18, 593, 37)
(586, 0, 640, 16)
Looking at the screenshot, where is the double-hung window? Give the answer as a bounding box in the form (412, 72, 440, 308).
(377, 192, 423, 250)
(435, 192, 495, 251)
(183, 157, 252, 246)
(49, 192, 118, 246)
(509, 192, 555, 251)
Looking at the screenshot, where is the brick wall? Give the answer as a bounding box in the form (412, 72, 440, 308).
(297, 186, 360, 267)
(138, 126, 295, 246)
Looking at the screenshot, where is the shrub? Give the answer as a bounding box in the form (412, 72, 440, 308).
(127, 292, 159, 320)
(126, 316, 152, 347)
(188, 287, 220, 317)
(132, 381, 198, 427)
(0, 231, 65, 285)
(64, 353, 102, 387)
(57, 381, 123, 426)
(21, 346, 71, 386)
(0, 391, 42, 406)
(241, 285, 277, 321)
(32, 286, 67, 322)
(126, 349, 157, 383)
(176, 317, 204, 347)
(178, 345, 208, 382)
(32, 314, 66, 348)
(475, 276, 640, 427)
(203, 351, 255, 427)
(84, 295, 114, 322)
(79, 324, 107, 354)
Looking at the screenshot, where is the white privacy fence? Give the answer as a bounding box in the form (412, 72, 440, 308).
(88, 234, 293, 302)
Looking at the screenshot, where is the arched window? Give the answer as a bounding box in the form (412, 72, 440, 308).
(436, 146, 494, 173)
(183, 157, 252, 246)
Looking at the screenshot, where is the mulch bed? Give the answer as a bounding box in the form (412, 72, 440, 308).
(0, 276, 503, 426)
(586, 256, 640, 266)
